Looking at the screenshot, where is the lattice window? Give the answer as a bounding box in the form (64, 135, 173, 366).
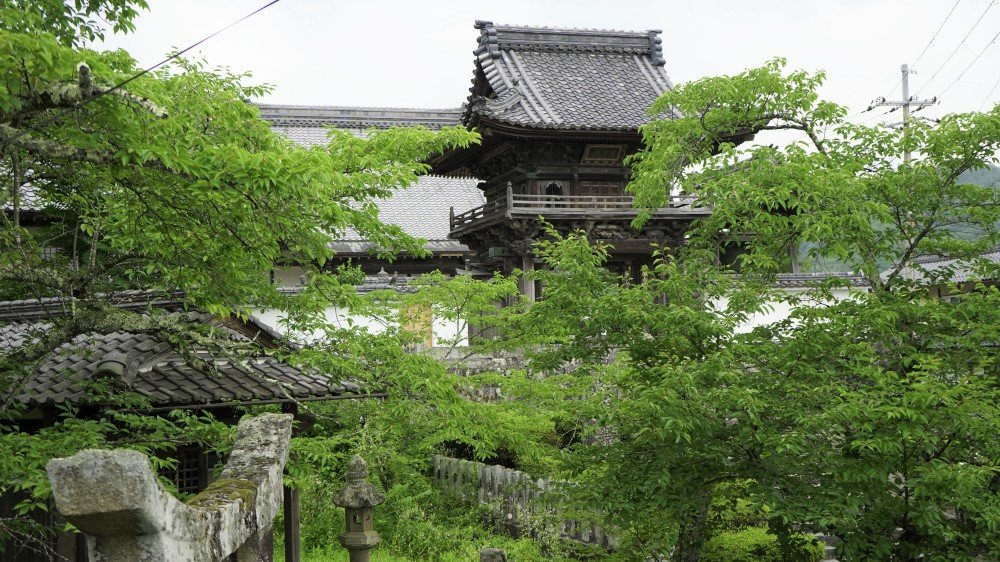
(161, 446, 202, 495)
(576, 180, 623, 197)
(580, 144, 625, 166)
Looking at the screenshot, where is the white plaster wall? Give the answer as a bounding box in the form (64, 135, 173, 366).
(716, 287, 861, 334)
(431, 315, 468, 348)
(252, 305, 467, 348)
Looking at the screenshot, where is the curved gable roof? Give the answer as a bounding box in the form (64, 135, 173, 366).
(465, 21, 674, 131)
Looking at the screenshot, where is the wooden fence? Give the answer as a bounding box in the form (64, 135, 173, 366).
(431, 455, 615, 549)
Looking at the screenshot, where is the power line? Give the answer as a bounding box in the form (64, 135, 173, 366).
(939, 29, 1000, 95)
(6, 0, 283, 145)
(981, 74, 1000, 109)
(913, 0, 963, 67)
(859, 107, 897, 125)
(104, 0, 283, 101)
(917, 0, 996, 96)
(859, 1, 962, 119)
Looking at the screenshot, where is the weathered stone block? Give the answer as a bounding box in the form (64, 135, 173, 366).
(47, 413, 293, 562)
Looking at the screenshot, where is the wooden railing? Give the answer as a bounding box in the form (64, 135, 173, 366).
(449, 187, 706, 232)
(450, 198, 505, 230)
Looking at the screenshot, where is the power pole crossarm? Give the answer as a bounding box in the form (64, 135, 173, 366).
(871, 63, 938, 162)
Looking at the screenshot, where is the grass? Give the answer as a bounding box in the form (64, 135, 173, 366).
(299, 549, 411, 561)
(280, 546, 487, 561)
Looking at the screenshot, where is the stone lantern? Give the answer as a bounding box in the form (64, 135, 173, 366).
(333, 455, 385, 562)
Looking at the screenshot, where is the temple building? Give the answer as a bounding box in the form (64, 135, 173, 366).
(433, 21, 708, 299)
(259, 21, 704, 303)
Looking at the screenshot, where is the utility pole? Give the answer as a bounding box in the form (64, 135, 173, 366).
(869, 63, 938, 162)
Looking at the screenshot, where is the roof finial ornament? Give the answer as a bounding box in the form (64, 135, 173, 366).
(475, 20, 500, 57)
(648, 30, 665, 66)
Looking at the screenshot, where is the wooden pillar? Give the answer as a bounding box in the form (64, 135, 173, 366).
(630, 260, 642, 285)
(520, 255, 535, 302)
(282, 402, 301, 562)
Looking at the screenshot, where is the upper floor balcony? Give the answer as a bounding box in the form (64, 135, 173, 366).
(449, 186, 710, 238)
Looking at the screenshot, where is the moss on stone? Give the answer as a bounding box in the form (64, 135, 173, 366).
(186, 478, 258, 513)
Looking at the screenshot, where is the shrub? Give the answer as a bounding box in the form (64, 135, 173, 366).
(701, 526, 825, 562)
(705, 480, 768, 536)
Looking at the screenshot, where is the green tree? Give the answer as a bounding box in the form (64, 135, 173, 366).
(482, 59, 1000, 561)
(0, 0, 482, 555)
(625, 58, 1000, 560)
(0, 1, 476, 313)
(491, 230, 777, 560)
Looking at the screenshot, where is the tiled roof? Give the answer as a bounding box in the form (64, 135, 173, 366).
(257, 104, 463, 145)
(771, 272, 870, 288)
(0, 291, 185, 322)
(465, 21, 674, 130)
(340, 175, 483, 244)
(0, 320, 51, 349)
(8, 330, 363, 408)
(257, 106, 485, 250)
(277, 270, 422, 295)
(890, 249, 1000, 284)
(1, 301, 374, 410)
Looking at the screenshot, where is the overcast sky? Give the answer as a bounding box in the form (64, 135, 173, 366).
(96, 0, 1000, 124)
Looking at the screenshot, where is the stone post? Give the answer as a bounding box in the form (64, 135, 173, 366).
(480, 547, 508, 561)
(333, 455, 385, 562)
(46, 413, 292, 562)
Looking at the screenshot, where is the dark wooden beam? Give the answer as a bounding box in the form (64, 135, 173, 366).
(281, 402, 301, 562)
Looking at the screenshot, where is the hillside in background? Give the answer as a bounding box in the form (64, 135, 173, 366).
(959, 164, 1000, 188)
(798, 164, 1000, 273)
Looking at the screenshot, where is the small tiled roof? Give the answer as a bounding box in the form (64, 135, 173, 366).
(257, 105, 485, 251)
(277, 270, 422, 295)
(0, 291, 185, 322)
(8, 330, 362, 408)
(1, 300, 374, 410)
(465, 21, 674, 130)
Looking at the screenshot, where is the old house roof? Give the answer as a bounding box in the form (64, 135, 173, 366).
(257, 104, 484, 254)
(1, 297, 374, 411)
(888, 248, 1000, 284)
(464, 21, 674, 131)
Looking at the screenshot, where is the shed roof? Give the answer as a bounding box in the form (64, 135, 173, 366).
(1, 299, 374, 410)
(464, 21, 674, 130)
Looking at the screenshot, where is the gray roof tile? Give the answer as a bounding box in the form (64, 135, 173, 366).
(257, 105, 463, 145)
(0, 291, 185, 323)
(341, 175, 484, 243)
(2, 308, 375, 409)
(889, 249, 1000, 283)
(257, 107, 485, 250)
(466, 21, 674, 130)
(771, 272, 870, 288)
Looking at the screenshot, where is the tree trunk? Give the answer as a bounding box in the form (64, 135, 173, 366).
(672, 488, 712, 562)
